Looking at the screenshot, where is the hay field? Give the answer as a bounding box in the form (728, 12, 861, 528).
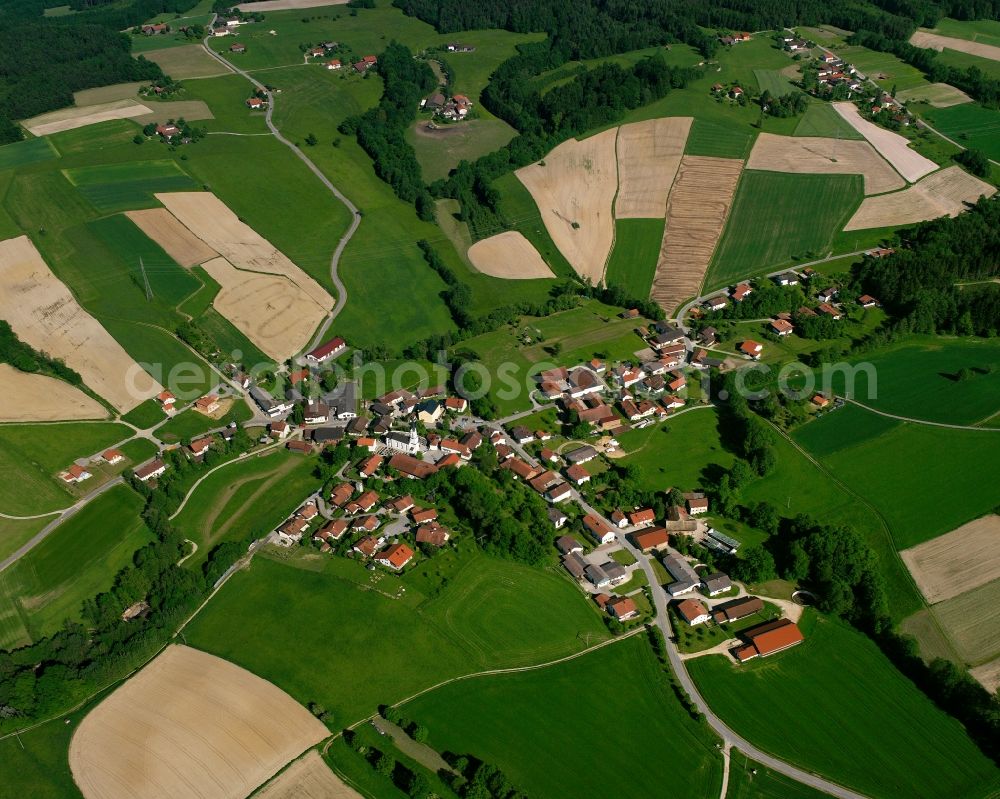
(932, 578, 1000, 664)
(651, 156, 743, 314)
(615, 117, 692, 218)
(73, 82, 146, 105)
(0, 236, 162, 411)
(126, 208, 218, 267)
(70, 645, 328, 799)
(896, 82, 972, 107)
(201, 257, 328, 362)
(133, 100, 214, 125)
(747, 132, 904, 195)
(254, 751, 361, 799)
(0, 365, 106, 421)
(901, 515, 1000, 604)
(236, 0, 348, 9)
(155, 192, 334, 308)
(911, 30, 1000, 62)
(144, 45, 228, 79)
(844, 165, 995, 230)
(515, 128, 618, 283)
(832, 102, 939, 182)
(467, 231, 554, 279)
(970, 657, 1000, 693)
(22, 99, 152, 137)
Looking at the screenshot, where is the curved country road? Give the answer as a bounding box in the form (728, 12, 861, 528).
(201, 22, 361, 354)
(843, 397, 1000, 431)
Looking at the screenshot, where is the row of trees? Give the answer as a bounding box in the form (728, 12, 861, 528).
(0, 320, 83, 386)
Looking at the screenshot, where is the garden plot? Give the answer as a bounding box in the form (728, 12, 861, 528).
(832, 102, 939, 182)
(467, 231, 554, 279)
(747, 132, 904, 195)
(0, 236, 162, 411)
(69, 645, 328, 799)
(615, 117, 692, 218)
(844, 165, 995, 230)
(901, 515, 1000, 604)
(125, 208, 218, 267)
(0, 365, 106, 422)
(910, 30, 1000, 62)
(254, 751, 361, 799)
(22, 99, 152, 137)
(200, 257, 328, 362)
(515, 128, 618, 283)
(651, 156, 743, 314)
(155, 192, 334, 308)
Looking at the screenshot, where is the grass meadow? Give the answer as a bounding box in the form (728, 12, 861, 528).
(64, 159, 198, 213)
(404, 636, 722, 799)
(0, 137, 58, 170)
(688, 613, 1000, 799)
(172, 448, 321, 568)
(836, 45, 932, 92)
(0, 422, 132, 515)
(154, 399, 253, 443)
(684, 118, 755, 159)
(935, 47, 1000, 79)
(921, 103, 1000, 161)
(726, 753, 832, 799)
(932, 17, 1000, 45)
(407, 117, 515, 182)
(184, 549, 607, 724)
(0, 485, 152, 648)
(793, 102, 864, 138)
(603, 218, 664, 298)
(177, 74, 271, 134)
(706, 171, 863, 288)
(0, 715, 82, 799)
(753, 68, 798, 96)
(0, 516, 50, 566)
(933, 577, 1000, 666)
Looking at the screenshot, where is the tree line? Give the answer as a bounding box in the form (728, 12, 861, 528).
(0, 320, 83, 386)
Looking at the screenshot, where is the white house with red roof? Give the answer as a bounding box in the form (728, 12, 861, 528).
(305, 336, 346, 364)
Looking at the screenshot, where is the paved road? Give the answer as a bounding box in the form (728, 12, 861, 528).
(200, 21, 361, 356)
(0, 477, 124, 572)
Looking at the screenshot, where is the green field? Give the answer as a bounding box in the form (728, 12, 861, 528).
(796, 408, 1000, 548)
(154, 399, 253, 443)
(933, 577, 1000, 666)
(493, 172, 577, 280)
(754, 69, 797, 96)
(689, 614, 1000, 799)
(0, 422, 132, 515)
(64, 160, 199, 213)
(836, 45, 931, 91)
(793, 102, 864, 138)
(172, 449, 321, 567)
(684, 118, 755, 159)
(184, 550, 608, 723)
(0, 715, 82, 799)
(404, 636, 721, 798)
(922, 103, 1000, 161)
(931, 17, 1000, 46)
(934, 47, 1000, 79)
(727, 753, 831, 799)
(121, 398, 166, 429)
(0, 137, 58, 171)
(407, 118, 515, 182)
(176, 74, 271, 134)
(0, 484, 152, 648)
(603, 218, 664, 298)
(0, 516, 50, 566)
(707, 171, 863, 287)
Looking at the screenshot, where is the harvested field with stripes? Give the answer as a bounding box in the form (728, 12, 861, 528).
(515, 129, 618, 283)
(69, 645, 328, 799)
(0, 365, 106, 422)
(22, 99, 151, 136)
(254, 751, 361, 799)
(651, 156, 743, 314)
(832, 102, 939, 182)
(910, 30, 1000, 62)
(895, 82, 972, 107)
(746, 133, 904, 195)
(0, 235, 162, 411)
(901, 515, 1000, 604)
(125, 208, 218, 267)
(467, 231, 554, 279)
(844, 166, 995, 230)
(614, 117, 692, 218)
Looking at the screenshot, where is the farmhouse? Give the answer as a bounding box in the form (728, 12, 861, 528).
(713, 595, 764, 623)
(102, 449, 125, 465)
(812, 393, 831, 409)
(555, 535, 584, 555)
(548, 507, 569, 528)
(702, 572, 733, 596)
(287, 440, 313, 454)
(664, 553, 700, 595)
(305, 336, 346, 364)
(562, 551, 588, 580)
(326, 59, 342, 70)
(230, 43, 246, 54)
(156, 124, 181, 139)
(377, 542, 414, 571)
(354, 55, 378, 72)
(817, 303, 842, 319)
(156, 390, 176, 410)
(135, 459, 167, 482)
(858, 294, 879, 308)
(632, 527, 669, 552)
(732, 283, 753, 302)
(566, 464, 590, 486)
(61, 464, 92, 484)
(675, 598, 711, 625)
(189, 437, 213, 458)
(608, 596, 639, 621)
(687, 497, 709, 515)
(774, 272, 799, 286)
(770, 319, 794, 336)
(389, 452, 438, 479)
(583, 514, 616, 545)
(739, 340, 763, 360)
(416, 522, 450, 547)
(734, 618, 804, 662)
(250, 386, 293, 418)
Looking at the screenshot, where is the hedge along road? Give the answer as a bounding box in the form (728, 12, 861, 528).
(200, 18, 360, 357)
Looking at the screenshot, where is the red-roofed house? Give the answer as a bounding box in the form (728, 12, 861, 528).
(632, 527, 669, 552)
(735, 618, 804, 661)
(770, 318, 794, 336)
(608, 596, 639, 621)
(61, 464, 92, 484)
(687, 497, 709, 515)
(377, 542, 414, 571)
(739, 340, 763, 360)
(676, 598, 711, 625)
(157, 390, 176, 409)
(628, 508, 655, 527)
(194, 394, 220, 414)
(566, 464, 590, 486)
(102, 449, 125, 465)
(305, 336, 346, 364)
(359, 454, 383, 478)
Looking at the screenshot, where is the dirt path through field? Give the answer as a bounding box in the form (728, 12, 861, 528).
(651, 156, 743, 314)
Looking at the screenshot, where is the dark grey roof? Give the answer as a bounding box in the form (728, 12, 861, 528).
(565, 445, 598, 464)
(309, 427, 344, 443)
(562, 552, 586, 579)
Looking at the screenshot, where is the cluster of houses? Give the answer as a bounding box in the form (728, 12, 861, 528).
(58, 447, 127, 485)
(674, 592, 805, 662)
(711, 83, 746, 101)
(813, 51, 863, 94)
(421, 92, 473, 120)
(211, 15, 253, 37)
